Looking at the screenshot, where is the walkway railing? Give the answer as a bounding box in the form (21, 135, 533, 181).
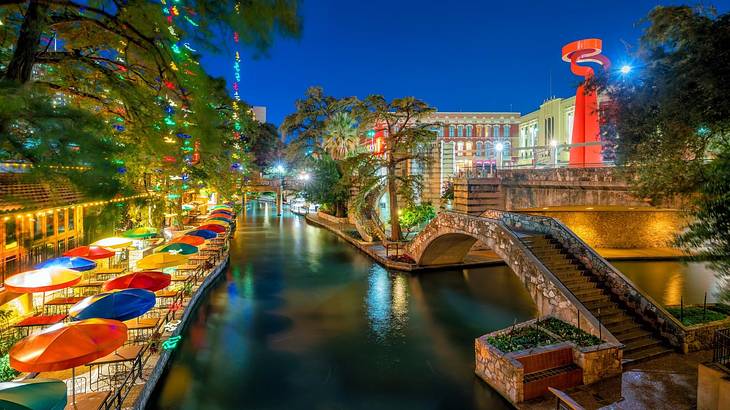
(713, 328, 730, 370)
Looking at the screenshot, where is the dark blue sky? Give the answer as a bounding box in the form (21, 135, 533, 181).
(199, 0, 730, 126)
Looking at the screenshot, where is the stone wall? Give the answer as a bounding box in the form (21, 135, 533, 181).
(475, 334, 526, 403)
(526, 209, 686, 248)
(316, 211, 350, 225)
(672, 306, 730, 352)
(407, 212, 615, 343)
(487, 209, 687, 350)
(574, 343, 623, 384)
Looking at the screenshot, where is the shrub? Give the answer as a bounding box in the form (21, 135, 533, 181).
(487, 327, 558, 353)
(540, 318, 602, 347)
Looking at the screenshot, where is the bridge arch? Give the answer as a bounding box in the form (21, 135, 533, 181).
(407, 212, 611, 341)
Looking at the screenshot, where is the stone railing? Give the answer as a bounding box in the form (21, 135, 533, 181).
(483, 209, 687, 350)
(408, 212, 617, 344)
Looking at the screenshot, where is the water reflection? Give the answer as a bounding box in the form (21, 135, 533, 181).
(613, 261, 720, 305)
(150, 205, 536, 409)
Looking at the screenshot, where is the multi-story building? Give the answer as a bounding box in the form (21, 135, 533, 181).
(517, 97, 575, 167)
(420, 112, 520, 203)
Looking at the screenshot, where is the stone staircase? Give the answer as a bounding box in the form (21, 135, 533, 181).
(520, 233, 674, 363)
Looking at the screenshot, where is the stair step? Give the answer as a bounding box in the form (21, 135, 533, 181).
(583, 299, 616, 310)
(624, 338, 663, 354)
(573, 288, 605, 297)
(606, 321, 642, 335)
(623, 345, 674, 363)
(617, 328, 653, 344)
(523, 363, 581, 383)
(579, 293, 611, 303)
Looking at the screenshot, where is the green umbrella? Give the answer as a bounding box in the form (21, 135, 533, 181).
(155, 243, 198, 255)
(0, 378, 67, 410)
(121, 227, 158, 239)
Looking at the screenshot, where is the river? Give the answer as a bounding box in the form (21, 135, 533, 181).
(149, 202, 536, 409)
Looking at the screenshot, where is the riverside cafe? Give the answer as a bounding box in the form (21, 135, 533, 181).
(0, 205, 234, 408)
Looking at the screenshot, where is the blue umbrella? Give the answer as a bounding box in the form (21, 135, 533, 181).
(186, 229, 217, 239)
(35, 257, 97, 272)
(69, 288, 156, 321)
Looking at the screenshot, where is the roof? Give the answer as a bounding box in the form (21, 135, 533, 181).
(0, 174, 85, 214)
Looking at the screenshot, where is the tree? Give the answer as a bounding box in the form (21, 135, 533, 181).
(599, 5, 730, 291)
(248, 122, 284, 170)
(301, 156, 350, 217)
(399, 202, 435, 240)
(354, 95, 437, 241)
(323, 112, 359, 160)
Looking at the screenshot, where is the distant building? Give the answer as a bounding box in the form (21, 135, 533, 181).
(420, 112, 520, 203)
(251, 106, 267, 124)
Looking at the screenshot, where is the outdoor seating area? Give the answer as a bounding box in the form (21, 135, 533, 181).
(0, 204, 235, 410)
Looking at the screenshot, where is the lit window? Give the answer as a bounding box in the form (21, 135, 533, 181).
(457, 141, 464, 155)
(466, 125, 473, 137)
(494, 125, 500, 138)
(476, 141, 483, 156)
(449, 126, 455, 137)
(68, 209, 75, 231)
(4, 219, 17, 249)
(58, 210, 65, 234)
(504, 124, 510, 138)
(476, 126, 482, 137)
(46, 213, 54, 237)
(457, 125, 463, 137)
(466, 141, 473, 154)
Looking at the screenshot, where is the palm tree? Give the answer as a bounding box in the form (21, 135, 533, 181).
(322, 112, 359, 160)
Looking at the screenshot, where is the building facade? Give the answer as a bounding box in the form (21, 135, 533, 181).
(517, 96, 576, 167)
(420, 112, 520, 203)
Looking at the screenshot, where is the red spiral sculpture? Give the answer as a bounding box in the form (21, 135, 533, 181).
(562, 39, 610, 167)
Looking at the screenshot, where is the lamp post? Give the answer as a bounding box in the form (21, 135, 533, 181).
(275, 164, 286, 216)
(298, 172, 311, 213)
(550, 139, 558, 167)
(495, 142, 504, 170)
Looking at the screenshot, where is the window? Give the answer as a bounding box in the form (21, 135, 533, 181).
(57, 240, 65, 254)
(58, 210, 65, 234)
(466, 125, 473, 137)
(466, 141, 473, 154)
(68, 208, 75, 231)
(476, 126, 482, 137)
(493, 125, 500, 138)
(476, 141, 484, 157)
(449, 126, 455, 137)
(4, 218, 18, 249)
(33, 217, 43, 241)
(437, 127, 444, 137)
(504, 125, 510, 138)
(457, 125, 463, 137)
(67, 237, 76, 250)
(457, 141, 464, 156)
(46, 213, 54, 237)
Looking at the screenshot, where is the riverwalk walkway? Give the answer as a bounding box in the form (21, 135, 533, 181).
(303, 212, 688, 273)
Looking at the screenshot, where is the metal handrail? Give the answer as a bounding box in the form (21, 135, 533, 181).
(713, 328, 730, 369)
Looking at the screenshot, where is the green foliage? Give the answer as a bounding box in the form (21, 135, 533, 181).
(0, 354, 18, 382)
(540, 318, 603, 347)
(399, 202, 435, 239)
(301, 156, 350, 217)
(441, 181, 454, 200)
(666, 306, 727, 326)
(487, 327, 558, 353)
(247, 122, 284, 170)
(323, 112, 360, 160)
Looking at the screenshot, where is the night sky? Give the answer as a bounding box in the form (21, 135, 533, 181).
(198, 0, 730, 126)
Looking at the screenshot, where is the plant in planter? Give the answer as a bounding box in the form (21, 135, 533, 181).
(487, 326, 558, 353)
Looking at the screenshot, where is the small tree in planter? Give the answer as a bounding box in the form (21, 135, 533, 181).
(399, 202, 436, 240)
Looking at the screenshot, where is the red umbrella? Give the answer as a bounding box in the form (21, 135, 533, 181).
(63, 245, 115, 260)
(197, 224, 226, 233)
(102, 271, 172, 292)
(170, 235, 206, 246)
(9, 318, 127, 403)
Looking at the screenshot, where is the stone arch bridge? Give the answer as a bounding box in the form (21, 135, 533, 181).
(406, 210, 687, 361)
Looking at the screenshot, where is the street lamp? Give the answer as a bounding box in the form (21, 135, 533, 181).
(495, 142, 504, 169)
(619, 65, 632, 75)
(550, 139, 558, 167)
(274, 163, 286, 216)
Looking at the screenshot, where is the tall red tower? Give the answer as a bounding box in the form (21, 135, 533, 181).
(562, 39, 610, 167)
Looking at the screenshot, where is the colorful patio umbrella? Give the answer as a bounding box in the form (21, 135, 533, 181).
(207, 217, 233, 224)
(170, 235, 206, 246)
(91, 236, 133, 249)
(209, 212, 233, 219)
(202, 220, 229, 227)
(69, 289, 156, 321)
(155, 243, 199, 255)
(121, 227, 158, 239)
(63, 245, 115, 260)
(211, 205, 233, 210)
(4, 268, 81, 293)
(9, 318, 127, 404)
(186, 229, 217, 239)
(210, 210, 234, 216)
(197, 224, 226, 233)
(0, 378, 67, 410)
(102, 271, 171, 292)
(136, 252, 189, 269)
(35, 256, 96, 272)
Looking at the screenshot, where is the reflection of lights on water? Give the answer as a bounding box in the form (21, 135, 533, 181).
(365, 266, 409, 340)
(663, 272, 684, 305)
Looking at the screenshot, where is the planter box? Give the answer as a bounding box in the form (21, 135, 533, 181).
(667, 304, 730, 352)
(475, 318, 622, 404)
(316, 211, 349, 225)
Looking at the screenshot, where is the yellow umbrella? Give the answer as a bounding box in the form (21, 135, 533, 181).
(136, 253, 189, 270)
(91, 237, 133, 249)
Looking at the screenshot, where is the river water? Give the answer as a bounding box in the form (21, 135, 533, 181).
(149, 202, 536, 409)
(149, 203, 722, 409)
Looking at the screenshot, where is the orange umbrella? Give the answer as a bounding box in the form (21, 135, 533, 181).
(169, 235, 206, 246)
(4, 268, 82, 293)
(9, 318, 127, 403)
(63, 245, 115, 260)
